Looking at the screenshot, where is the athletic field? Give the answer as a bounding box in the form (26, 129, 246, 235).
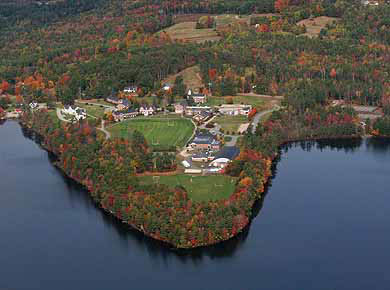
(108, 118, 194, 150)
(139, 174, 237, 202)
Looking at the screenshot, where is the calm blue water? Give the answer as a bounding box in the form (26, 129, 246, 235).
(1, 120, 390, 290)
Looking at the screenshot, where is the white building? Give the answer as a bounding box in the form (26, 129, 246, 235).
(123, 86, 137, 94)
(162, 83, 172, 91)
(29, 102, 38, 110)
(62, 106, 87, 121)
(139, 106, 156, 116)
(209, 146, 240, 169)
(218, 104, 252, 116)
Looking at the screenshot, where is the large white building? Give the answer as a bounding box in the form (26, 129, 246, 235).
(217, 104, 252, 116)
(209, 146, 240, 169)
(62, 106, 87, 121)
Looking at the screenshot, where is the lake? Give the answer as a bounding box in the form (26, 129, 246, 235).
(1, 120, 390, 290)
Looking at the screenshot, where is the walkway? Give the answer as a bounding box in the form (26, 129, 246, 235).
(56, 108, 71, 123)
(97, 120, 111, 140)
(251, 105, 280, 134)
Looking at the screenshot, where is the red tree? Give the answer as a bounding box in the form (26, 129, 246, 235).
(274, 0, 290, 12)
(1, 80, 9, 93)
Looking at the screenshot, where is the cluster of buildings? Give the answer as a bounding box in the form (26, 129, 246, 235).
(174, 101, 252, 123)
(185, 132, 240, 172)
(106, 96, 159, 122)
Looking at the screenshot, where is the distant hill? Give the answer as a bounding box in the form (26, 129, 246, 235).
(0, 0, 108, 31)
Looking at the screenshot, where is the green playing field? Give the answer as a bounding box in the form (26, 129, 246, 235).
(108, 118, 195, 150)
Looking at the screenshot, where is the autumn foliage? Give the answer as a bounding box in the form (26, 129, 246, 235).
(274, 0, 289, 12)
(22, 110, 273, 248)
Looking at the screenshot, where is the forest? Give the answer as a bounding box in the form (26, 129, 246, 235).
(0, 0, 389, 110)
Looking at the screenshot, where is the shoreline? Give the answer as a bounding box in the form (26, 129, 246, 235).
(16, 116, 389, 249)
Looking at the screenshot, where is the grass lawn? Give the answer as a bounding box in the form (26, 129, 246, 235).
(48, 110, 58, 122)
(77, 104, 106, 118)
(108, 118, 194, 150)
(297, 16, 339, 38)
(81, 99, 113, 106)
(206, 95, 266, 110)
(139, 174, 237, 202)
(215, 115, 249, 133)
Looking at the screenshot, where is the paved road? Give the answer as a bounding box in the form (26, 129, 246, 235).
(251, 105, 280, 134)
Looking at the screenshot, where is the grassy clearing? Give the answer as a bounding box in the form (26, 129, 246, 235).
(108, 118, 194, 149)
(80, 99, 113, 106)
(158, 22, 220, 43)
(162, 65, 204, 89)
(77, 104, 106, 118)
(139, 174, 237, 202)
(215, 115, 249, 133)
(207, 95, 267, 110)
(48, 110, 58, 122)
(297, 16, 339, 38)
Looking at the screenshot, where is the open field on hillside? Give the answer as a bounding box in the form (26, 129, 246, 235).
(139, 174, 237, 202)
(297, 16, 339, 38)
(108, 118, 194, 150)
(158, 13, 283, 43)
(162, 65, 204, 89)
(158, 22, 220, 43)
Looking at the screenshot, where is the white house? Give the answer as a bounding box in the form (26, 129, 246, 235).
(192, 93, 207, 104)
(162, 83, 172, 91)
(123, 86, 137, 94)
(139, 105, 156, 116)
(29, 102, 38, 110)
(61, 106, 87, 121)
(187, 89, 207, 104)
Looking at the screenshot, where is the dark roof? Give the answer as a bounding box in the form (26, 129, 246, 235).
(192, 133, 219, 145)
(115, 108, 137, 115)
(192, 152, 209, 158)
(120, 99, 130, 106)
(214, 146, 240, 160)
(200, 111, 211, 117)
(107, 96, 119, 102)
(192, 93, 206, 97)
